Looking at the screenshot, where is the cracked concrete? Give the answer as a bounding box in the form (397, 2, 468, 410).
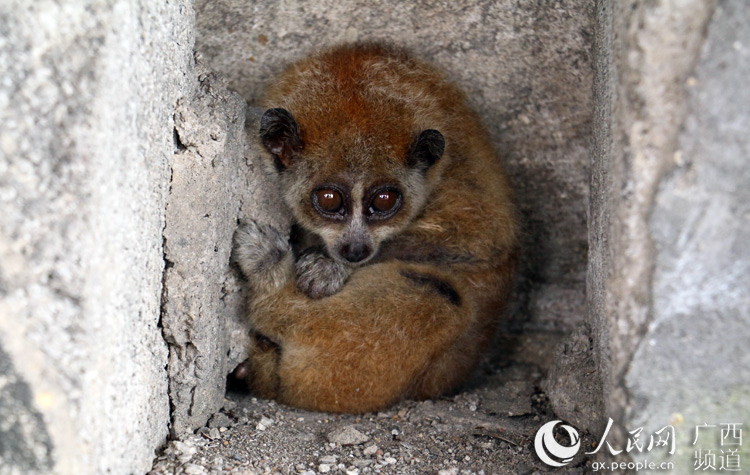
(624, 0, 750, 468)
(162, 62, 251, 435)
(162, 61, 291, 435)
(590, 0, 750, 468)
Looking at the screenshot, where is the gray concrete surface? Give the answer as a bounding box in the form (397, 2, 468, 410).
(0, 1, 193, 473)
(589, 0, 717, 434)
(0, 345, 52, 473)
(626, 0, 750, 468)
(164, 63, 248, 435)
(590, 0, 750, 470)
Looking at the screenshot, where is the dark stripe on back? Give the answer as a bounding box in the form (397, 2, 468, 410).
(400, 270, 462, 307)
(376, 242, 477, 266)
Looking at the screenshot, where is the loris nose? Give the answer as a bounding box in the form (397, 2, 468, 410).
(340, 242, 372, 263)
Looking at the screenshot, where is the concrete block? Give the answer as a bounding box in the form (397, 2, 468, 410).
(589, 0, 717, 430)
(590, 0, 750, 468)
(625, 0, 750, 468)
(0, 0, 193, 472)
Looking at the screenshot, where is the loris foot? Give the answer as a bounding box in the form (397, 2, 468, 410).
(295, 246, 351, 299)
(232, 220, 293, 293)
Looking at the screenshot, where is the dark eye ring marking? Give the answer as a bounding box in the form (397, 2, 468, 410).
(366, 188, 402, 220)
(312, 186, 347, 219)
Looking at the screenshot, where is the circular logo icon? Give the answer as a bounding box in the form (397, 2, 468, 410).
(534, 420, 581, 467)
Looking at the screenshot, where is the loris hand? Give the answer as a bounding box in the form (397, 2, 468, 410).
(295, 247, 351, 299)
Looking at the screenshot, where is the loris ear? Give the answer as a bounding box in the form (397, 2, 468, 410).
(407, 129, 445, 171)
(259, 108, 304, 168)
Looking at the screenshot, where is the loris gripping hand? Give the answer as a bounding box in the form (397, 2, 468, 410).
(233, 220, 292, 296)
(295, 247, 351, 299)
(235, 43, 518, 413)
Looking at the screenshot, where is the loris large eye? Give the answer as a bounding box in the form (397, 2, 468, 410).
(368, 189, 402, 218)
(313, 188, 344, 216)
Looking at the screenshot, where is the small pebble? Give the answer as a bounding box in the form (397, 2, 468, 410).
(319, 455, 337, 464)
(173, 440, 196, 456)
(319, 464, 331, 473)
(362, 445, 378, 456)
(183, 463, 206, 475)
(326, 426, 370, 445)
(208, 413, 232, 429)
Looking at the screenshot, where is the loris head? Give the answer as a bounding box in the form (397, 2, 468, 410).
(259, 107, 445, 265)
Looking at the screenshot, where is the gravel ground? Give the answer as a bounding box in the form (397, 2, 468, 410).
(149, 332, 593, 474)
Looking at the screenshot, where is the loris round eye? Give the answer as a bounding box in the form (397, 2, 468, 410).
(314, 188, 344, 214)
(368, 189, 401, 217)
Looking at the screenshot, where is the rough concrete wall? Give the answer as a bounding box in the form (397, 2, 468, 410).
(625, 0, 750, 467)
(193, 0, 594, 333)
(591, 0, 717, 426)
(163, 65, 290, 435)
(0, 1, 193, 473)
(591, 0, 750, 466)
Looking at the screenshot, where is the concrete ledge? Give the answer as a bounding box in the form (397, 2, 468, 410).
(163, 62, 255, 435)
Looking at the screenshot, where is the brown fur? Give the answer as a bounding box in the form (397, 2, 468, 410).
(235, 43, 518, 413)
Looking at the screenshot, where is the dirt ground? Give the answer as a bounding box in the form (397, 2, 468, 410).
(149, 331, 594, 474)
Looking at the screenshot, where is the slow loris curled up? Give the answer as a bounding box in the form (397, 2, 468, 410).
(233, 42, 518, 413)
